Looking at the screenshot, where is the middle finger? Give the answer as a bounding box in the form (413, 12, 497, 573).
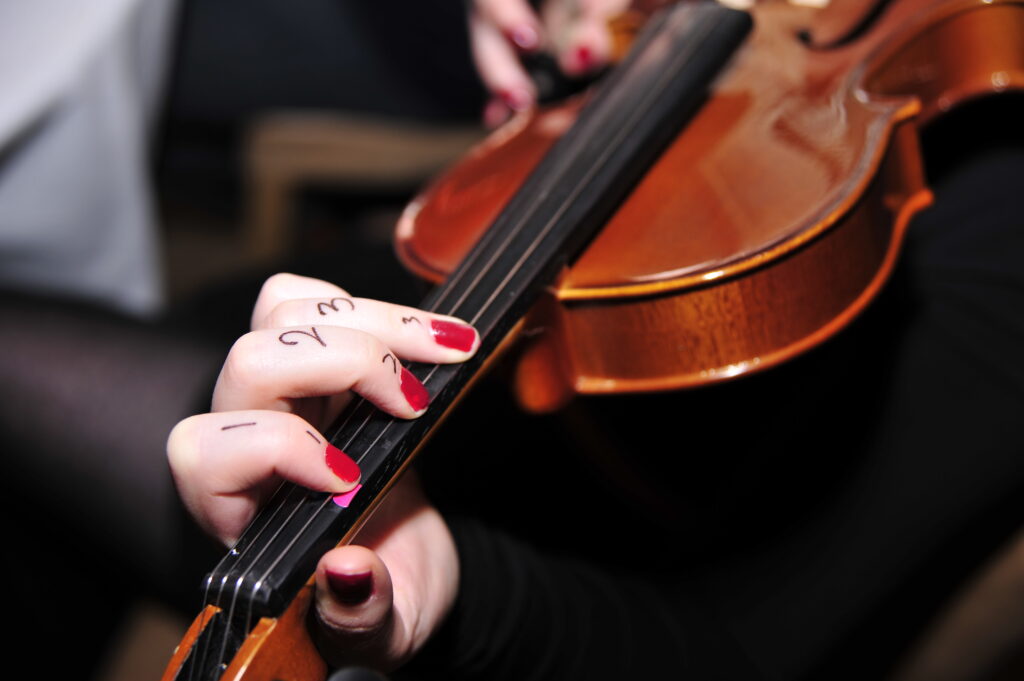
(213, 325, 432, 419)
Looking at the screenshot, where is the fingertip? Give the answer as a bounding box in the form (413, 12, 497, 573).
(399, 368, 430, 417)
(429, 319, 480, 356)
(483, 97, 512, 128)
(325, 443, 361, 487)
(317, 545, 392, 611)
(560, 43, 605, 76)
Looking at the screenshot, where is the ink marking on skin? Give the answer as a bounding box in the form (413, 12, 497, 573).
(401, 316, 421, 325)
(279, 327, 327, 347)
(382, 353, 398, 374)
(317, 297, 355, 316)
(221, 422, 257, 431)
(305, 430, 321, 444)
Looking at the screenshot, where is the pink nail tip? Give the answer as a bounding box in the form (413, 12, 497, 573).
(400, 368, 430, 412)
(332, 484, 362, 508)
(430, 319, 477, 352)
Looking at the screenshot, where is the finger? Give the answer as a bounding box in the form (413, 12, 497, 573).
(556, 0, 627, 75)
(469, 10, 536, 112)
(473, 0, 543, 51)
(313, 546, 399, 669)
(265, 297, 479, 362)
(483, 97, 513, 129)
(212, 325, 431, 419)
(251, 273, 351, 331)
(167, 411, 359, 544)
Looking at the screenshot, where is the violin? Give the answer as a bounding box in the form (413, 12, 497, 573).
(163, 1, 1024, 679)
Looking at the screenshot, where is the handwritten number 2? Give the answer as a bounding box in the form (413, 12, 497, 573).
(279, 327, 327, 347)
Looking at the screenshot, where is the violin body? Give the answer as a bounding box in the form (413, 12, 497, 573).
(397, 0, 1024, 412)
(164, 0, 1024, 679)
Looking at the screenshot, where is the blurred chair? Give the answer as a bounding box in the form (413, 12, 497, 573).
(243, 112, 484, 262)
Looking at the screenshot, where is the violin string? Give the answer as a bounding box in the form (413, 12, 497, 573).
(195, 482, 306, 680)
(212, 7, 718, 673)
(208, 483, 308, 675)
(252, 404, 404, 592)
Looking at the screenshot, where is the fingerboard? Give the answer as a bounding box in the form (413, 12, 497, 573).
(178, 3, 750, 678)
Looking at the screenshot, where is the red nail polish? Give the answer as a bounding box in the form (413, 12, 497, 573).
(575, 45, 596, 71)
(325, 569, 373, 605)
(401, 368, 430, 412)
(431, 319, 477, 352)
(506, 25, 539, 51)
(325, 444, 360, 483)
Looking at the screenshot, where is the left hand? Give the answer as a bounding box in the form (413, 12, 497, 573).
(168, 273, 475, 669)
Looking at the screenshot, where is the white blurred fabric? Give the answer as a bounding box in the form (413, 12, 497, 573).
(0, 0, 178, 316)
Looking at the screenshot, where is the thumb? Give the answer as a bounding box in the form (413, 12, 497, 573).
(313, 545, 400, 670)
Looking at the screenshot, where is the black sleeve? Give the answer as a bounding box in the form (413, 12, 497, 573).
(413, 516, 760, 681)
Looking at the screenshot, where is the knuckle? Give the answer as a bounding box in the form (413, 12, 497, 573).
(221, 332, 273, 388)
(261, 272, 303, 300)
(249, 425, 291, 470)
(346, 330, 386, 371)
(266, 301, 302, 329)
(167, 414, 205, 477)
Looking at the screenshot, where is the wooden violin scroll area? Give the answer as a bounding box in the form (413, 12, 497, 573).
(397, 0, 1024, 413)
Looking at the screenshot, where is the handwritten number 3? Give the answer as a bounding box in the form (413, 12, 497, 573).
(279, 327, 327, 347)
(318, 297, 355, 315)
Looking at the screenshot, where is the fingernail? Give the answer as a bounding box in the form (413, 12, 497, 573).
(575, 45, 596, 71)
(400, 368, 430, 413)
(506, 25, 539, 51)
(498, 87, 532, 112)
(325, 444, 360, 483)
(325, 569, 373, 606)
(431, 319, 477, 352)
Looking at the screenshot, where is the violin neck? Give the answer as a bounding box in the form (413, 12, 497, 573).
(178, 3, 750, 678)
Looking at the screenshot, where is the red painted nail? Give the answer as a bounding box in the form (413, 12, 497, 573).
(325, 569, 373, 605)
(506, 25, 539, 51)
(401, 368, 430, 412)
(325, 444, 360, 483)
(575, 45, 596, 71)
(431, 319, 477, 352)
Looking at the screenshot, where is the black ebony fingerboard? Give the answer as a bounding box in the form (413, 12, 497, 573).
(185, 4, 751, 676)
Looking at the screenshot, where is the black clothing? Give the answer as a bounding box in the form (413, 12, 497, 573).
(411, 103, 1024, 680)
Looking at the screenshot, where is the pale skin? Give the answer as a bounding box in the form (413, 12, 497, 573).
(167, 273, 479, 669)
